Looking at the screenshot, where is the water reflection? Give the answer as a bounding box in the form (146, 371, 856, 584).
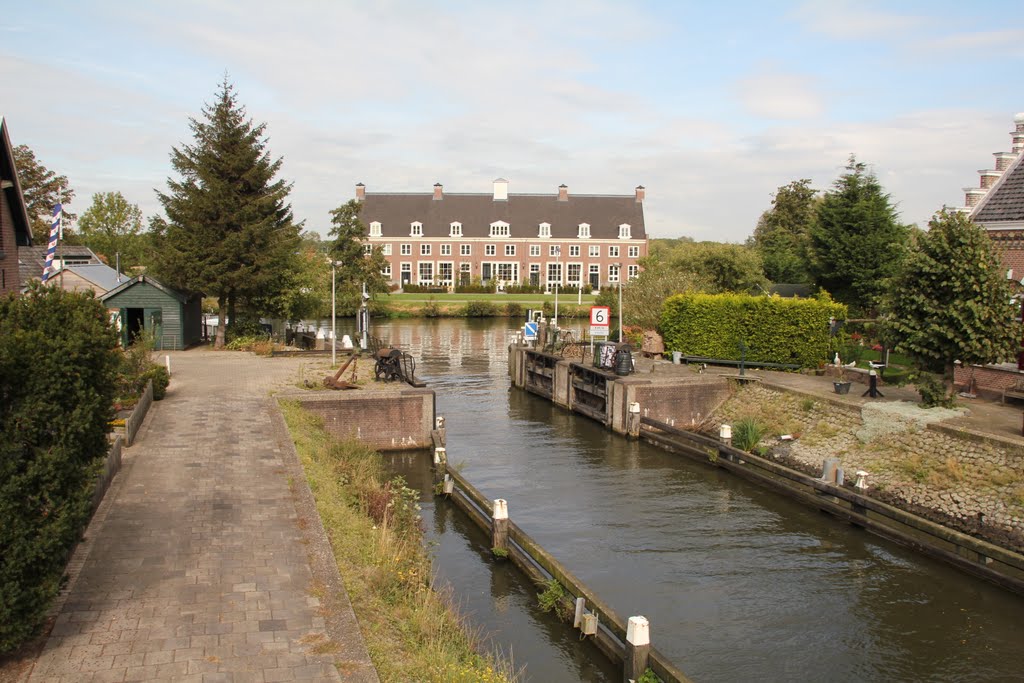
(378, 317, 1024, 683)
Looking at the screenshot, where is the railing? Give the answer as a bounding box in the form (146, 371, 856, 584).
(640, 416, 1024, 593)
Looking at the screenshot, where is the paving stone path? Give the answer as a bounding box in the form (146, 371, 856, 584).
(27, 350, 377, 682)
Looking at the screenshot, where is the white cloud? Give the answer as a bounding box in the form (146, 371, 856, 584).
(794, 1, 926, 41)
(735, 71, 825, 120)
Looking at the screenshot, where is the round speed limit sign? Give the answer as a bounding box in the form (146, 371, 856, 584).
(590, 306, 610, 327)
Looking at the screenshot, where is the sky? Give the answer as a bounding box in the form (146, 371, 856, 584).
(2, 1, 1023, 242)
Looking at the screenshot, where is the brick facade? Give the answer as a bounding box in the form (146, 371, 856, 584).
(293, 389, 435, 451)
(1, 118, 33, 298)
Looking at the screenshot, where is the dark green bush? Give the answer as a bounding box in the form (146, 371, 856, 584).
(504, 283, 543, 294)
(422, 297, 441, 318)
(660, 293, 847, 367)
(463, 301, 498, 317)
(915, 372, 955, 408)
(143, 365, 171, 400)
(0, 284, 120, 652)
(504, 302, 524, 318)
(402, 284, 448, 294)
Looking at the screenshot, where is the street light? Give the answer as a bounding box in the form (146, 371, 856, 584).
(553, 245, 561, 325)
(331, 260, 337, 366)
(617, 262, 624, 343)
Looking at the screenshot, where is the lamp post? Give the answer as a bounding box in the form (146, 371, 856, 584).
(331, 260, 337, 366)
(618, 262, 624, 343)
(553, 245, 561, 325)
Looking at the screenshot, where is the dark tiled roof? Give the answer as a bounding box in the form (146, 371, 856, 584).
(18, 245, 103, 290)
(974, 152, 1024, 224)
(361, 192, 646, 239)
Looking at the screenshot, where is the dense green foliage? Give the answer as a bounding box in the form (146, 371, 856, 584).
(0, 284, 120, 652)
(749, 179, 817, 283)
(885, 209, 1021, 394)
(328, 200, 390, 315)
(12, 143, 76, 240)
(153, 79, 301, 347)
(660, 293, 846, 366)
(809, 156, 910, 314)
(77, 191, 146, 270)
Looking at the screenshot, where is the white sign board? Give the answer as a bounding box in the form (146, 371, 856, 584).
(590, 306, 610, 337)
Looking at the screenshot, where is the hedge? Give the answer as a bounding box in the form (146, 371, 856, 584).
(659, 293, 846, 367)
(0, 284, 120, 652)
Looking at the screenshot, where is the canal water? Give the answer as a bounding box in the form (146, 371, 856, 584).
(368, 318, 1024, 683)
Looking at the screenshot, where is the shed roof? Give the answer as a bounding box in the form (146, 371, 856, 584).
(19, 244, 103, 290)
(67, 263, 126, 293)
(100, 274, 200, 304)
(362, 191, 646, 239)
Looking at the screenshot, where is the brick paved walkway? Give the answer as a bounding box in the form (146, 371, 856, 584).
(27, 350, 377, 682)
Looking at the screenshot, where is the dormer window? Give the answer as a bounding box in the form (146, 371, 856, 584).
(538, 222, 551, 239)
(411, 221, 423, 236)
(490, 221, 510, 238)
(369, 221, 382, 237)
(450, 222, 463, 237)
(618, 223, 631, 239)
(578, 223, 591, 239)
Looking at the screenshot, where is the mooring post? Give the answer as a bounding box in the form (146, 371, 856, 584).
(433, 447, 447, 487)
(442, 473, 454, 496)
(492, 499, 509, 554)
(574, 596, 586, 628)
(624, 615, 650, 683)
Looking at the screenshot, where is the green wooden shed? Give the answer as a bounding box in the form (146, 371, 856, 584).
(101, 275, 203, 350)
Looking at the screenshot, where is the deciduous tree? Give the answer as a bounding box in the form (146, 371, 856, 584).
(77, 191, 144, 270)
(885, 209, 1020, 401)
(154, 79, 300, 348)
(809, 156, 910, 315)
(328, 199, 389, 313)
(749, 179, 817, 283)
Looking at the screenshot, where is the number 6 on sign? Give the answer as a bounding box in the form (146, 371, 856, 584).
(590, 306, 610, 327)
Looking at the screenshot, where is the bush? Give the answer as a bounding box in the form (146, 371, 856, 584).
(142, 365, 171, 400)
(504, 302, 524, 318)
(463, 301, 498, 317)
(402, 284, 448, 294)
(226, 316, 269, 342)
(732, 417, 765, 451)
(504, 283, 543, 294)
(916, 372, 956, 408)
(660, 293, 847, 368)
(422, 297, 441, 318)
(0, 284, 121, 652)
(454, 277, 495, 294)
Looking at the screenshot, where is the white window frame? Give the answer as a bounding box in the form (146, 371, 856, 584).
(569, 245, 580, 257)
(608, 264, 620, 283)
(382, 264, 392, 278)
(589, 245, 600, 258)
(363, 244, 373, 255)
(628, 245, 640, 258)
(505, 244, 516, 256)
(421, 243, 432, 256)
(530, 244, 541, 257)
(460, 244, 471, 256)
(411, 221, 423, 237)
(485, 244, 496, 256)
(382, 244, 392, 256)
(608, 245, 620, 258)
(417, 261, 433, 284)
(538, 222, 551, 239)
(450, 222, 463, 237)
(401, 243, 412, 256)
(547, 262, 563, 289)
(441, 244, 452, 256)
(489, 221, 510, 238)
(577, 223, 591, 239)
(437, 261, 455, 284)
(628, 264, 639, 280)
(618, 223, 631, 239)
(566, 262, 582, 283)
(549, 245, 561, 257)
(369, 221, 382, 237)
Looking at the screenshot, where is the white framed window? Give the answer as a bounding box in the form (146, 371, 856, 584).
(609, 264, 620, 283)
(538, 222, 551, 238)
(418, 261, 433, 283)
(618, 223, 631, 239)
(460, 244, 471, 256)
(401, 244, 412, 256)
(450, 222, 463, 237)
(382, 244, 392, 256)
(363, 244, 373, 255)
(382, 264, 392, 278)
(496, 262, 518, 282)
(505, 245, 516, 256)
(589, 245, 600, 258)
(441, 244, 452, 256)
(530, 244, 541, 257)
(547, 262, 562, 289)
(549, 245, 561, 257)
(369, 221, 382, 237)
(438, 262, 454, 284)
(421, 244, 432, 256)
(411, 221, 423, 236)
(459, 262, 471, 282)
(608, 245, 620, 258)
(628, 245, 640, 258)
(589, 264, 600, 281)
(628, 265, 639, 280)
(485, 244, 496, 256)
(567, 263, 582, 283)
(401, 262, 412, 282)
(569, 245, 580, 257)
(577, 223, 591, 239)
(489, 221, 510, 238)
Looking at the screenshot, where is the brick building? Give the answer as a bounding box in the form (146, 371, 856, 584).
(358, 179, 648, 291)
(0, 118, 33, 297)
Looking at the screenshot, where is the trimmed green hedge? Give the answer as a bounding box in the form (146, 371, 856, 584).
(660, 293, 846, 367)
(0, 284, 120, 652)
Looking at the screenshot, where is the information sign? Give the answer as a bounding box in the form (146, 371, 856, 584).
(524, 321, 539, 340)
(590, 306, 610, 337)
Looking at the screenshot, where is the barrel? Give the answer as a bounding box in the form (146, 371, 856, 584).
(615, 344, 633, 376)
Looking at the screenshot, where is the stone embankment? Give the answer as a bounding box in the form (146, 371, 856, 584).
(715, 384, 1024, 554)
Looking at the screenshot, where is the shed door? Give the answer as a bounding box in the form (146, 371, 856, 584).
(145, 308, 164, 349)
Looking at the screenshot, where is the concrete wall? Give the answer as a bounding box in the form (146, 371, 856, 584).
(290, 388, 435, 451)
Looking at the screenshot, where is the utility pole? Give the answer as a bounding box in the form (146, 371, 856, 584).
(331, 261, 337, 366)
(618, 263, 624, 343)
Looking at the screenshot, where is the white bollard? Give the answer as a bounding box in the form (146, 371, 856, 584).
(165, 354, 171, 377)
(719, 423, 732, 445)
(625, 616, 651, 682)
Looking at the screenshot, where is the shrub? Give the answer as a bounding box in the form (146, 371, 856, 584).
(504, 283, 543, 294)
(142, 365, 171, 400)
(226, 316, 269, 341)
(463, 301, 498, 317)
(916, 372, 956, 408)
(504, 302, 523, 319)
(732, 417, 765, 451)
(0, 284, 120, 652)
(454, 277, 496, 294)
(422, 297, 441, 318)
(402, 284, 447, 294)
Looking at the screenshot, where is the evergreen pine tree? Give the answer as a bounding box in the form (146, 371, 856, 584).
(809, 156, 909, 314)
(886, 208, 1021, 397)
(154, 79, 300, 347)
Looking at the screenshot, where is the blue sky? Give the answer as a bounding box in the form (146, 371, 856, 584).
(2, 1, 1022, 241)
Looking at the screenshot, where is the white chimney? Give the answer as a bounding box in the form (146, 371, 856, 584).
(493, 178, 509, 201)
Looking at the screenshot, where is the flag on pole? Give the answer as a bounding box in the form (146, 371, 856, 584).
(41, 203, 62, 282)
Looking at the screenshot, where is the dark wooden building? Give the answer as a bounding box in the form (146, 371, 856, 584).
(0, 118, 33, 297)
(101, 275, 203, 350)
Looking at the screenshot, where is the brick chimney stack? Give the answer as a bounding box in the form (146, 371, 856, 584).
(433, 183, 443, 200)
(355, 182, 365, 202)
(635, 185, 646, 203)
(558, 184, 568, 201)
